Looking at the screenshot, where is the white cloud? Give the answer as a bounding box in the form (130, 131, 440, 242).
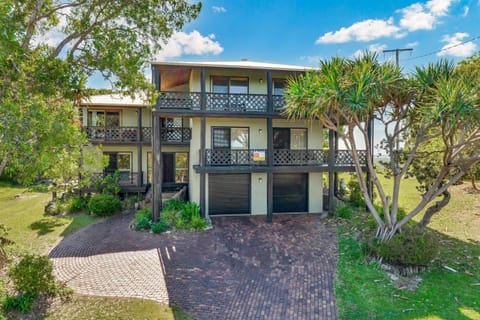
(398, 0, 456, 31)
(462, 5, 469, 16)
(299, 55, 323, 66)
(155, 30, 223, 61)
(407, 41, 419, 47)
(212, 6, 226, 13)
(437, 32, 477, 57)
(316, 18, 403, 44)
(353, 43, 387, 58)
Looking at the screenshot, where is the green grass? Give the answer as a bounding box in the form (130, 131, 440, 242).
(0, 182, 99, 254)
(45, 295, 192, 320)
(335, 176, 480, 320)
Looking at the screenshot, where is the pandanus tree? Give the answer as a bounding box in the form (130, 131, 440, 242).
(284, 53, 480, 240)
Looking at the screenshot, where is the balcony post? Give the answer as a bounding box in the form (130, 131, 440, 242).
(200, 116, 206, 217)
(267, 71, 273, 113)
(200, 67, 206, 111)
(267, 117, 273, 222)
(328, 129, 335, 214)
(152, 65, 161, 108)
(152, 64, 162, 221)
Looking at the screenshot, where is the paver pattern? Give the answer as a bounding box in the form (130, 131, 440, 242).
(50, 212, 338, 319)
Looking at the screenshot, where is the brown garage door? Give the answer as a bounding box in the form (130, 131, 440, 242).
(209, 174, 250, 215)
(273, 173, 308, 213)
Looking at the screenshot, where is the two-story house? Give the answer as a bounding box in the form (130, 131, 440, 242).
(80, 60, 368, 220)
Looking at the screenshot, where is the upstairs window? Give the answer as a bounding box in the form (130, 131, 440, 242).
(273, 128, 307, 150)
(273, 79, 286, 96)
(88, 111, 120, 127)
(212, 77, 249, 94)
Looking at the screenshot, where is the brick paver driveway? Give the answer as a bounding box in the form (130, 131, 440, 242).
(50, 212, 338, 319)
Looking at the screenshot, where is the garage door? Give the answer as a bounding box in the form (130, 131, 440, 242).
(273, 173, 308, 213)
(209, 174, 250, 215)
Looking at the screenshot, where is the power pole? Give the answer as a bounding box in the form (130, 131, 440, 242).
(382, 48, 413, 67)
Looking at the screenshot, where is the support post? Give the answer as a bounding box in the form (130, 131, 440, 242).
(152, 115, 162, 221)
(199, 116, 206, 217)
(266, 117, 273, 222)
(328, 129, 335, 214)
(200, 67, 206, 111)
(137, 107, 143, 187)
(266, 71, 273, 113)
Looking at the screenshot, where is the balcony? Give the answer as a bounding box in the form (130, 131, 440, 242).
(83, 126, 191, 144)
(202, 149, 367, 167)
(88, 172, 144, 189)
(157, 91, 286, 113)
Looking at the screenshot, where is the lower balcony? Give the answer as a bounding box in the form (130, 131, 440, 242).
(83, 126, 191, 144)
(202, 149, 367, 167)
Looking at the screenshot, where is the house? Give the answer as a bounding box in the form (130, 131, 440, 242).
(79, 60, 369, 219)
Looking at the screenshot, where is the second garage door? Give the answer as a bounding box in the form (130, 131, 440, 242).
(208, 173, 250, 215)
(273, 173, 308, 213)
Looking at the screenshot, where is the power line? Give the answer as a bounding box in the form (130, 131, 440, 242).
(383, 48, 413, 66)
(402, 34, 480, 62)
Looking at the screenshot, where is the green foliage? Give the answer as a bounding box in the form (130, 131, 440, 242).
(347, 178, 365, 208)
(190, 215, 208, 230)
(335, 204, 354, 219)
(8, 254, 56, 297)
(135, 208, 152, 230)
(88, 194, 122, 217)
(96, 171, 121, 196)
(151, 220, 169, 234)
(367, 227, 439, 266)
(0, 224, 13, 267)
(2, 293, 35, 313)
(65, 195, 89, 213)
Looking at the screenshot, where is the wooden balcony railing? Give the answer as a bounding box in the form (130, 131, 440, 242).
(157, 91, 287, 113)
(83, 126, 191, 144)
(89, 172, 142, 187)
(202, 149, 367, 167)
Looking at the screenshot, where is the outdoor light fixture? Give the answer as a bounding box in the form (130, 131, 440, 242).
(258, 177, 263, 183)
(258, 128, 263, 134)
(259, 78, 263, 84)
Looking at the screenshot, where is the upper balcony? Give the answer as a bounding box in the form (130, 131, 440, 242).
(157, 91, 286, 114)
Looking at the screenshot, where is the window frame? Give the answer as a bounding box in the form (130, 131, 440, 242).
(211, 126, 250, 150)
(273, 127, 308, 150)
(87, 109, 121, 127)
(211, 76, 249, 94)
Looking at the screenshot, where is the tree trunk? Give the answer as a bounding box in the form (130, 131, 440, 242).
(376, 224, 398, 241)
(418, 190, 451, 227)
(472, 175, 479, 191)
(0, 155, 9, 178)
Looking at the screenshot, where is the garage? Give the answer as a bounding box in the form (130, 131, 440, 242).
(208, 173, 251, 215)
(273, 173, 308, 213)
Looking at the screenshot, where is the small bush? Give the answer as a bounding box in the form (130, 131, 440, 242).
(151, 220, 169, 234)
(347, 179, 365, 207)
(368, 227, 439, 266)
(335, 204, 354, 219)
(2, 293, 35, 313)
(66, 195, 89, 213)
(135, 208, 152, 230)
(182, 202, 201, 221)
(164, 198, 184, 211)
(88, 194, 122, 217)
(190, 215, 207, 230)
(9, 254, 56, 297)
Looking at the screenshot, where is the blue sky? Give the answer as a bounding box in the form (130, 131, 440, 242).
(154, 0, 479, 70)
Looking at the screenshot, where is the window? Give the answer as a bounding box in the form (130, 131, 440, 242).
(273, 79, 286, 96)
(212, 127, 249, 149)
(175, 153, 188, 183)
(104, 152, 131, 173)
(273, 128, 307, 149)
(88, 111, 120, 127)
(212, 77, 249, 94)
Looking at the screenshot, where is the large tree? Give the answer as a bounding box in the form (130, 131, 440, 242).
(0, 0, 201, 183)
(284, 54, 480, 240)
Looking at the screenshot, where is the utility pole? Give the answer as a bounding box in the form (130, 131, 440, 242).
(382, 48, 413, 66)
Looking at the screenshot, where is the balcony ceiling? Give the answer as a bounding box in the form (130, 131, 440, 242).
(160, 66, 191, 91)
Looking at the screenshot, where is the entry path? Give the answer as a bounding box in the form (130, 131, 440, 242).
(50, 213, 339, 319)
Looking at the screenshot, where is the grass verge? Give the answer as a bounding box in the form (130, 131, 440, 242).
(335, 177, 480, 319)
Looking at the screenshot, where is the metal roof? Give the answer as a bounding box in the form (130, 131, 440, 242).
(150, 60, 314, 72)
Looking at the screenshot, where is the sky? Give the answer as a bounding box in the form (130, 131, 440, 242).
(149, 0, 479, 71)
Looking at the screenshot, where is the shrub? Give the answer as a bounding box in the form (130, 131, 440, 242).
(2, 293, 35, 313)
(190, 215, 207, 230)
(335, 204, 353, 219)
(135, 208, 152, 230)
(368, 227, 439, 266)
(151, 220, 169, 234)
(88, 194, 122, 217)
(182, 202, 201, 221)
(66, 195, 88, 213)
(95, 171, 121, 196)
(9, 254, 56, 297)
(164, 198, 184, 211)
(347, 179, 365, 207)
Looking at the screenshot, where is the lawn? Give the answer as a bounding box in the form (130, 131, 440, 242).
(0, 182, 191, 319)
(335, 175, 480, 320)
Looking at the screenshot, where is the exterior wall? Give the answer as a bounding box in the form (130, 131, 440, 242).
(189, 117, 201, 204)
(251, 173, 267, 215)
(122, 109, 137, 126)
(309, 172, 323, 213)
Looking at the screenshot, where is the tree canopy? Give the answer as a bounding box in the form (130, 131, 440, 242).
(284, 53, 480, 240)
(0, 0, 201, 183)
